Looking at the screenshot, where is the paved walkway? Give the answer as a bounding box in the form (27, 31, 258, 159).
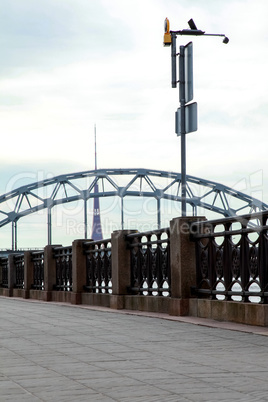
(1, 297, 268, 402)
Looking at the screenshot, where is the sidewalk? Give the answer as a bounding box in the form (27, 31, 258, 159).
(1, 296, 268, 401)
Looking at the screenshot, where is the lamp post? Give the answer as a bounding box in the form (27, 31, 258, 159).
(164, 18, 229, 216)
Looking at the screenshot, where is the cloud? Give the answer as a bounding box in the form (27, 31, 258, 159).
(1, 0, 268, 247)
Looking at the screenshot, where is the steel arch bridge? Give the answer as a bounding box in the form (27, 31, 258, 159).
(0, 168, 267, 249)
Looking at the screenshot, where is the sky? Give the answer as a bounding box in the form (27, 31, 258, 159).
(0, 0, 268, 247)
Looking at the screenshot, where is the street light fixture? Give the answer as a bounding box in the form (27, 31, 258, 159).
(164, 18, 229, 46)
(164, 18, 229, 216)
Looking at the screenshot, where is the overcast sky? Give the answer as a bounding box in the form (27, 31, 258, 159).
(0, 0, 268, 246)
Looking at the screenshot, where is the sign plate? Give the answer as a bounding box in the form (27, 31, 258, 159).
(185, 42, 193, 104)
(175, 102, 198, 136)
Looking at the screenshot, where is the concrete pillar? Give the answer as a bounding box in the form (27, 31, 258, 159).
(71, 239, 89, 304)
(110, 230, 136, 309)
(23, 251, 34, 299)
(169, 216, 206, 316)
(43, 244, 61, 301)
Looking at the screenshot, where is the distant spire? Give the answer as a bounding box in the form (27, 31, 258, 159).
(91, 124, 103, 241)
(94, 123, 97, 170)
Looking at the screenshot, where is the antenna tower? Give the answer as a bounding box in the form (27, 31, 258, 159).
(91, 124, 103, 241)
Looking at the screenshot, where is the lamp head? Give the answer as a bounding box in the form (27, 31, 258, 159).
(163, 17, 172, 46)
(188, 19, 198, 30)
(223, 36, 229, 44)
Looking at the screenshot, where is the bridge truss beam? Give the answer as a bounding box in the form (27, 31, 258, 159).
(0, 168, 267, 249)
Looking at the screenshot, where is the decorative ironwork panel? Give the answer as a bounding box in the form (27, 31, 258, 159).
(192, 211, 268, 303)
(84, 239, 112, 293)
(127, 228, 170, 297)
(53, 247, 72, 291)
(32, 251, 44, 290)
(0, 257, 8, 288)
(14, 254, 24, 289)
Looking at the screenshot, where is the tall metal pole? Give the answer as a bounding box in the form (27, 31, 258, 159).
(47, 206, 52, 245)
(84, 197, 88, 239)
(121, 197, 124, 230)
(171, 33, 177, 88)
(179, 45, 187, 216)
(12, 221, 17, 251)
(157, 198, 161, 229)
(165, 18, 228, 217)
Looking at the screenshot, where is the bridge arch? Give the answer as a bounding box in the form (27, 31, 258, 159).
(0, 168, 267, 249)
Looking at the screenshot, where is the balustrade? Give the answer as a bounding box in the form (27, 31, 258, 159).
(84, 239, 112, 294)
(53, 246, 72, 291)
(126, 228, 170, 296)
(0, 257, 8, 288)
(191, 211, 268, 303)
(14, 254, 24, 289)
(32, 251, 44, 290)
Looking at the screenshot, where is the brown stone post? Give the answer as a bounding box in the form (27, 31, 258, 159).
(71, 239, 89, 305)
(43, 244, 61, 301)
(7, 254, 15, 297)
(23, 251, 34, 299)
(169, 216, 206, 316)
(110, 230, 136, 309)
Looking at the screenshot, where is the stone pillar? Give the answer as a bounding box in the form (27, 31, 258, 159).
(110, 230, 136, 309)
(23, 251, 34, 299)
(43, 244, 61, 301)
(71, 239, 89, 305)
(169, 216, 206, 316)
(7, 254, 16, 297)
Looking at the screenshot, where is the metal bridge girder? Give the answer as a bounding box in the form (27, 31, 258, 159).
(0, 168, 267, 230)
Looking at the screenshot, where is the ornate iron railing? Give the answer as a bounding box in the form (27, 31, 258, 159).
(126, 228, 170, 296)
(14, 254, 24, 289)
(0, 257, 8, 288)
(53, 246, 72, 291)
(191, 212, 268, 303)
(84, 239, 112, 293)
(31, 251, 44, 290)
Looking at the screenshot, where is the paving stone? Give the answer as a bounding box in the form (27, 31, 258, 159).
(1, 296, 268, 401)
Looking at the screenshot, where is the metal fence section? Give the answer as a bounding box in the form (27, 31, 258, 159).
(14, 254, 24, 289)
(32, 251, 44, 290)
(126, 228, 170, 296)
(191, 212, 268, 303)
(0, 257, 8, 288)
(84, 239, 112, 294)
(53, 246, 73, 291)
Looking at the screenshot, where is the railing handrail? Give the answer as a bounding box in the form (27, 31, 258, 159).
(83, 238, 111, 247)
(126, 227, 169, 240)
(31, 250, 44, 256)
(191, 209, 268, 230)
(53, 245, 72, 253)
(192, 225, 268, 239)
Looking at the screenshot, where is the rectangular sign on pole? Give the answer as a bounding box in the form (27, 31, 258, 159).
(175, 102, 198, 136)
(184, 42, 193, 104)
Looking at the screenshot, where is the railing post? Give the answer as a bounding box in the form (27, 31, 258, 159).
(110, 230, 136, 309)
(43, 244, 61, 301)
(7, 254, 15, 297)
(71, 239, 89, 305)
(169, 216, 206, 316)
(23, 251, 34, 299)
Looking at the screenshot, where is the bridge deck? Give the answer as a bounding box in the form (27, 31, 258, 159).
(1, 297, 268, 401)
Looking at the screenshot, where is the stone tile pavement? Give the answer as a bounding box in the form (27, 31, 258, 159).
(1, 296, 268, 401)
